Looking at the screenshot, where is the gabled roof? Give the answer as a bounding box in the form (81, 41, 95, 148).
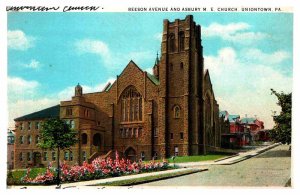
(228, 114, 240, 123)
(147, 72, 160, 85)
(219, 110, 228, 118)
(14, 105, 60, 121)
(240, 117, 256, 124)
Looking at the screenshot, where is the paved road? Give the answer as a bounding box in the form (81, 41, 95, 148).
(136, 144, 291, 187)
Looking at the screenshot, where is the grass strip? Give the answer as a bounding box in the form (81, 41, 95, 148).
(93, 169, 204, 186)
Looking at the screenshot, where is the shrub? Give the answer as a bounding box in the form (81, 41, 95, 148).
(20, 151, 169, 185)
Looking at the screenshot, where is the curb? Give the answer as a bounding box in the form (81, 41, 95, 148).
(98, 168, 208, 186)
(215, 143, 281, 165)
(214, 154, 239, 162)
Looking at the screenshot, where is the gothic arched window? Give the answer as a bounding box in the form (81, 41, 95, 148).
(168, 33, 175, 52)
(174, 105, 181, 118)
(121, 86, 143, 122)
(179, 31, 185, 51)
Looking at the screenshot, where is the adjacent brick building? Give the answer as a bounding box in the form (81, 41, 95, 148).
(14, 15, 222, 168)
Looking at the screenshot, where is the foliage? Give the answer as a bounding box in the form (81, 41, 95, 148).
(7, 168, 47, 185)
(20, 151, 169, 185)
(270, 89, 292, 145)
(38, 118, 78, 150)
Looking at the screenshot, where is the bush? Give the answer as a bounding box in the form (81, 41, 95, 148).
(18, 152, 169, 185)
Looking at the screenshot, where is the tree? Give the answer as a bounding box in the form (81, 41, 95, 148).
(38, 118, 78, 186)
(270, 89, 292, 145)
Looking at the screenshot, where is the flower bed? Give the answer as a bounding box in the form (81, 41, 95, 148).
(20, 152, 169, 185)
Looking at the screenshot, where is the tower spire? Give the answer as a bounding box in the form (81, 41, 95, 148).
(155, 51, 159, 65)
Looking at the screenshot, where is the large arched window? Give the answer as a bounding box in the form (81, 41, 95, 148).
(121, 86, 143, 122)
(179, 31, 185, 51)
(81, 133, 87, 145)
(168, 33, 175, 52)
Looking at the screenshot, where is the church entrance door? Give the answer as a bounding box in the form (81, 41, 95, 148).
(125, 147, 136, 162)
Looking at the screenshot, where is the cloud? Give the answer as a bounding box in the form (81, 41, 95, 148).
(202, 22, 269, 44)
(205, 47, 292, 129)
(145, 67, 153, 74)
(57, 77, 116, 101)
(8, 30, 35, 50)
(23, 59, 41, 69)
(8, 76, 117, 127)
(74, 39, 153, 69)
(154, 33, 162, 41)
(8, 77, 40, 102)
(242, 49, 291, 65)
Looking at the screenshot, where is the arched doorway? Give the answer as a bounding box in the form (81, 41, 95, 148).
(33, 152, 41, 167)
(125, 147, 136, 162)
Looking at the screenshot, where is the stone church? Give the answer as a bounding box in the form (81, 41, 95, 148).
(14, 15, 221, 168)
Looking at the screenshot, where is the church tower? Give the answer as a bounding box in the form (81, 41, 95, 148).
(157, 15, 205, 157)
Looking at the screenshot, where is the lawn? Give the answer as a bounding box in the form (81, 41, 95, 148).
(166, 153, 228, 163)
(7, 168, 47, 185)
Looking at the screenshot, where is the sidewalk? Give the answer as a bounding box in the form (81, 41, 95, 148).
(8, 143, 280, 189)
(173, 142, 281, 167)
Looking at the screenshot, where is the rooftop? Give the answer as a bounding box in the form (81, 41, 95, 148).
(14, 105, 60, 121)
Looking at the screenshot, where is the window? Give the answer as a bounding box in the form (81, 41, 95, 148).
(174, 105, 181, 118)
(170, 63, 173, 71)
(20, 123, 23, 130)
(11, 151, 14, 160)
(154, 127, 158, 137)
(27, 152, 32, 161)
(52, 152, 56, 161)
(64, 151, 69, 161)
(82, 151, 86, 161)
(35, 135, 39, 144)
(153, 152, 158, 160)
(175, 146, 179, 156)
(168, 33, 175, 52)
(97, 121, 101, 126)
(66, 107, 73, 116)
(179, 31, 185, 51)
(125, 129, 129, 138)
(180, 132, 184, 140)
(180, 62, 184, 69)
(170, 133, 174, 140)
(70, 151, 73, 161)
(135, 128, 139, 138)
(19, 136, 24, 144)
(84, 109, 89, 117)
(27, 135, 32, 144)
(121, 86, 143, 122)
(141, 151, 145, 161)
(28, 122, 31, 130)
(19, 153, 23, 161)
(43, 152, 48, 161)
(70, 120, 75, 129)
(81, 133, 87, 144)
(35, 122, 40, 129)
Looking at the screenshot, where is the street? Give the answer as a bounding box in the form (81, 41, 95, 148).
(136, 144, 291, 187)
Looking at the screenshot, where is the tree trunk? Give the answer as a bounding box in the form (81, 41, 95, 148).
(56, 147, 60, 186)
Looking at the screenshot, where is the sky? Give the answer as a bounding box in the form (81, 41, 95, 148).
(7, 12, 293, 129)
